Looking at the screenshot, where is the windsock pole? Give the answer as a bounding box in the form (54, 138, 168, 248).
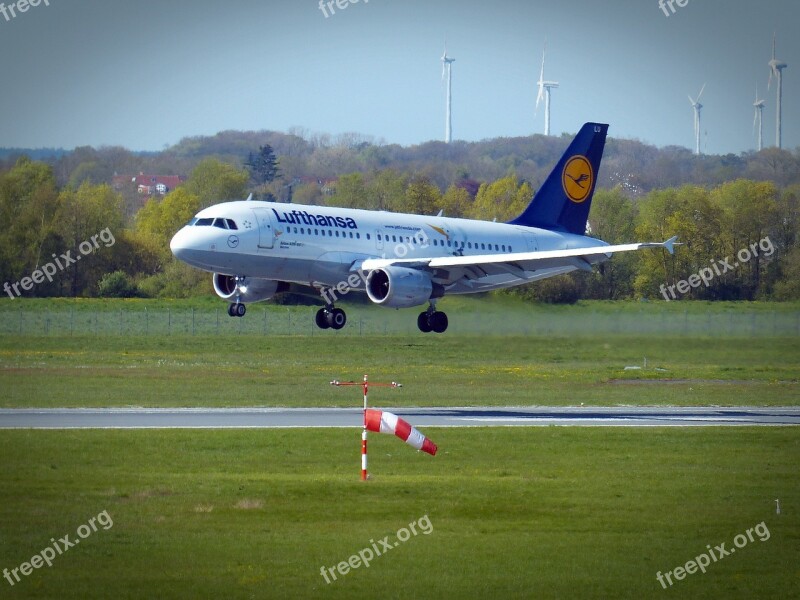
(330, 374, 402, 481)
(361, 429, 368, 481)
(361, 375, 368, 481)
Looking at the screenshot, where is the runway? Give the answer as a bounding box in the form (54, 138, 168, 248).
(0, 406, 798, 429)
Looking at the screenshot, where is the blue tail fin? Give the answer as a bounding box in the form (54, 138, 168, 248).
(509, 123, 608, 235)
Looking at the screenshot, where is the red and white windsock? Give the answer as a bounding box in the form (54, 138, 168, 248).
(365, 409, 437, 456)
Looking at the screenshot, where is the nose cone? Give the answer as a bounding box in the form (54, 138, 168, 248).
(170, 227, 192, 262)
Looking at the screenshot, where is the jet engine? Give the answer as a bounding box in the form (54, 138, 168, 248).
(212, 274, 287, 303)
(365, 267, 436, 309)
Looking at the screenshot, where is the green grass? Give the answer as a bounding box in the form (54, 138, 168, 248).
(1, 298, 798, 598)
(1, 297, 799, 337)
(0, 428, 796, 599)
(0, 332, 797, 408)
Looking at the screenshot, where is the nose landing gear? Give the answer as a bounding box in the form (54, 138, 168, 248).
(228, 302, 246, 317)
(227, 276, 247, 318)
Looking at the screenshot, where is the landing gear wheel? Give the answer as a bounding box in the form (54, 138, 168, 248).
(229, 303, 246, 317)
(417, 312, 433, 333)
(315, 308, 331, 329)
(430, 311, 448, 333)
(327, 308, 347, 330)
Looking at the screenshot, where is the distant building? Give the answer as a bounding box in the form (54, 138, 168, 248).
(112, 173, 186, 197)
(297, 176, 338, 195)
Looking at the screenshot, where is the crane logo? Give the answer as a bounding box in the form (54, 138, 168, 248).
(562, 155, 593, 203)
(428, 224, 450, 241)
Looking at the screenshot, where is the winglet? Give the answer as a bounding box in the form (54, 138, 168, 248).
(246, 193, 253, 201)
(663, 235, 680, 255)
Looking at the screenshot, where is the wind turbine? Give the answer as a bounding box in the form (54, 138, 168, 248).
(768, 34, 788, 149)
(753, 86, 766, 152)
(441, 44, 455, 144)
(688, 83, 705, 155)
(535, 41, 559, 136)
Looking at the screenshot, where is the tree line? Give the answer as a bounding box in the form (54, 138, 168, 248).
(0, 155, 798, 303)
(3, 127, 800, 206)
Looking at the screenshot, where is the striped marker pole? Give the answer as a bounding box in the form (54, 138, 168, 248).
(330, 374, 402, 481)
(361, 375, 368, 480)
(361, 429, 368, 481)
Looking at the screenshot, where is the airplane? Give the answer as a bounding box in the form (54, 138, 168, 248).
(170, 122, 677, 333)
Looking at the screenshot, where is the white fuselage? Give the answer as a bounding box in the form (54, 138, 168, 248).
(170, 200, 609, 296)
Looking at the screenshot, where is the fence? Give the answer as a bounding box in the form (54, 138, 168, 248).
(0, 305, 798, 337)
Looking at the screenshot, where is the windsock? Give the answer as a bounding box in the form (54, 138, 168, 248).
(365, 409, 437, 456)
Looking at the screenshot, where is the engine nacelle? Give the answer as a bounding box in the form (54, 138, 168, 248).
(366, 267, 434, 309)
(213, 274, 286, 303)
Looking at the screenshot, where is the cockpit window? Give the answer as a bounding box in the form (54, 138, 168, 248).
(195, 218, 214, 226)
(187, 217, 199, 226)
(226, 219, 238, 230)
(213, 218, 228, 229)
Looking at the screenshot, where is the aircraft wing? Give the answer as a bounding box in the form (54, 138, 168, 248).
(359, 237, 678, 283)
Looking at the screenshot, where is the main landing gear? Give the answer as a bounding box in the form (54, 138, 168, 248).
(417, 302, 448, 334)
(315, 295, 347, 331)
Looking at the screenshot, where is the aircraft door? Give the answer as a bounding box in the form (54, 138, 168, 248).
(524, 232, 538, 252)
(251, 208, 275, 249)
(375, 230, 384, 252)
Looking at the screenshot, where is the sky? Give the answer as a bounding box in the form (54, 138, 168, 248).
(0, 0, 797, 155)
